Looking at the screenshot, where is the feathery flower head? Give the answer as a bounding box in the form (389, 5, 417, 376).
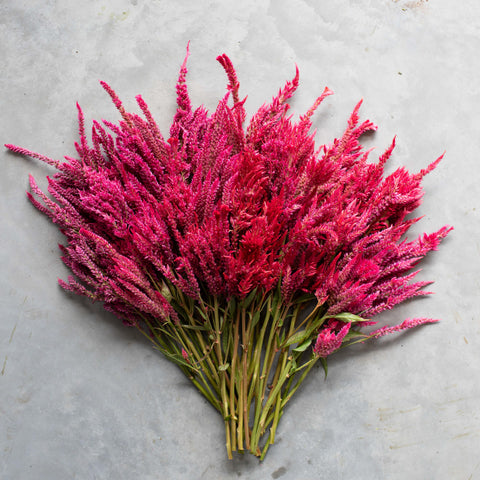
(313, 320, 351, 358)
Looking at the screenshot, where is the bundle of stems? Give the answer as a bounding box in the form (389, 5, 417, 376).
(143, 284, 377, 459)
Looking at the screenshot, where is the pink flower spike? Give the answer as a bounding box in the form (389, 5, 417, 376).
(415, 152, 445, 179)
(370, 318, 439, 339)
(313, 322, 351, 358)
(5, 144, 60, 168)
(300, 86, 334, 124)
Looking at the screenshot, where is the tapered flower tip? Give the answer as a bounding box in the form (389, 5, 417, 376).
(301, 86, 334, 123)
(416, 152, 446, 179)
(370, 318, 439, 339)
(5, 145, 60, 168)
(182, 41, 191, 66)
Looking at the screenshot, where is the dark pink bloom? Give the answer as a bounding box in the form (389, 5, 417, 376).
(314, 321, 351, 358)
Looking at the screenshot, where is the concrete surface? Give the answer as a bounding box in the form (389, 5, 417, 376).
(1, 1, 479, 479)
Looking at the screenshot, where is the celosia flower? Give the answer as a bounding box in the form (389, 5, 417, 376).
(5, 45, 451, 459)
(370, 317, 439, 338)
(313, 321, 351, 358)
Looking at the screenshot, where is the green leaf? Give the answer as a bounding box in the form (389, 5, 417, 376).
(241, 288, 258, 309)
(320, 357, 328, 378)
(219, 298, 236, 326)
(283, 329, 308, 348)
(293, 338, 313, 353)
(154, 326, 178, 342)
(289, 358, 298, 374)
(180, 324, 209, 331)
(250, 310, 261, 329)
(327, 312, 370, 323)
(270, 290, 281, 314)
(195, 306, 209, 322)
(156, 348, 199, 373)
(283, 312, 329, 349)
(292, 293, 316, 305)
(343, 330, 367, 341)
(218, 363, 230, 372)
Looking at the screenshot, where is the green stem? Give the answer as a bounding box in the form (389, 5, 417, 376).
(261, 356, 318, 432)
(269, 366, 284, 445)
(212, 297, 230, 418)
(247, 298, 270, 416)
(230, 307, 240, 452)
(280, 356, 318, 409)
(250, 299, 279, 451)
(235, 305, 249, 451)
(138, 286, 325, 460)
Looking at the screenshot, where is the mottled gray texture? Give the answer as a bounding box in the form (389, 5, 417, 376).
(1, 1, 478, 479)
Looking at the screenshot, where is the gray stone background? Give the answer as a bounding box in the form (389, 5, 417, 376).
(1, 1, 478, 479)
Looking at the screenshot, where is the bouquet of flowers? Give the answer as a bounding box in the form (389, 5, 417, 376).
(6, 46, 451, 459)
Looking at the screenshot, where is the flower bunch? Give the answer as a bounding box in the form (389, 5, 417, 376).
(6, 46, 451, 459)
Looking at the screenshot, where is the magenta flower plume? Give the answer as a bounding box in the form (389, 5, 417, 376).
(314, 321, 351, 358)
(5, 47, 451, 460)
(370, 317, 439, 338)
